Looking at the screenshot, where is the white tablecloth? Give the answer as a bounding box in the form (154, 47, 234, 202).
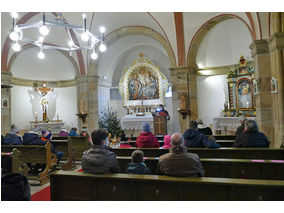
(121, 115, 154, 130)
(29, 121, 65, 134)
(213, 117, 256, 132)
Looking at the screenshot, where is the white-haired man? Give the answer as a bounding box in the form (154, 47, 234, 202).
(157, 133, 205, 177)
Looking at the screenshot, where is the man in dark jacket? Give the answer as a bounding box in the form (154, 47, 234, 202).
(233, 119, 270, 148)
(235, 115, 247, 136)
(183, 121, 220, 148)
(82, 128, 120, 174)
(157, 133, 205, 177)
(4, 125, 22, 145)
(197, 119, 213, 135)
(126, 150, 151, 174)
(135, 122, 160, 148)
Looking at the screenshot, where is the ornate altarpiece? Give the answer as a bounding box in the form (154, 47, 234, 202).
(119, 53, 168, 115)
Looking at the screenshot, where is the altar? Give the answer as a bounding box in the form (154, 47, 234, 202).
(213, 117, 256, 135)
(30, 121, 65, 135)
(121, 115, 154, 136)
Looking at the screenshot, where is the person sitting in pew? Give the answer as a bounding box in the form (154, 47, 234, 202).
(126, 150, 151, 175)
(58, 127, 69, 137)
(233, 120, 270, 148)
(235, 115, 247, 136)
(1, 173, 31, 201)
(82, 128, 120, 174)
(3, 124, 22, 145)
(157, 133, 205, 177)
(197, 119, 213, 135)
(183, 121, 221, 148)
(161, 134, 171, 149)
(69, 127, 78, 136)
(135, 122, 160, 148)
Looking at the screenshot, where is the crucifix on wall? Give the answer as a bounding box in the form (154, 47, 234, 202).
(35, 82, 54, 121)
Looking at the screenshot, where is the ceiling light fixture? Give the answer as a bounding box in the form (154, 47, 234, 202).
(9, 12, 107, 60)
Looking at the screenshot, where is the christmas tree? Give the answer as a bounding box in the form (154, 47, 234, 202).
(98, 108, 122, 138)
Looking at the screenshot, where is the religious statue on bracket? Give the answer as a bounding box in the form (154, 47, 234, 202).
(224, 56, 256, 117)
(28, 82, 58, 122)
(119, 53, 168, 116)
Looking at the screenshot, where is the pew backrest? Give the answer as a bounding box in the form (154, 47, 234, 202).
(50, 170, 284, 201)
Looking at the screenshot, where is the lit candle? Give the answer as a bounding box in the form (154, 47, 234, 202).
(227, 102, 229, 109)
(246, 101, 249, 109)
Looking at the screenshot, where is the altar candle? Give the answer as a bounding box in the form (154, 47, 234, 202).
(35, 112, 38, 117)
(80, 100, 83, 113)
(227, 102, 229, 109)
(246, 101, 249, 109)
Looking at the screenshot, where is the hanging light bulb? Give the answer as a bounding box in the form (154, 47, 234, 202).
(91, 50, 98, 60)
(39, 25, 49, 36)
(11, 12, 19, 19)
(38, 36, 44, 43)
(9, 30, 20, 41)
(68, 40, 74, 47)
(99, 26, 106, 33)
(38, 49, 45, 59)
(99, 43, 106, 52)
(81, 32, 89, 41)
(12, 42, 21, 52)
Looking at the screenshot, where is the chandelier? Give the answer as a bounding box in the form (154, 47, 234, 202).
(9, 12, 106, 60)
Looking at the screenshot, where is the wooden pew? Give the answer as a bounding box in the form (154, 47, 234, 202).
(112, 147, 284, 159)
(1, 142, 58, 185)
(116, 156, 284, 180)
(130, 135, 236, 141)
(50, 170, 284, 201)
(61, 136, 90, 170)
(127, 140, 234, 147)
(1, 149, 29, 177)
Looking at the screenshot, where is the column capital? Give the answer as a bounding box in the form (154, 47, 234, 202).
(249, 40, 269, 57)
(268, 32, 284, 52)
(169, 66, 197, 76)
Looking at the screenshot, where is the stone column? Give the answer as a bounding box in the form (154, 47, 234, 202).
(268, 32, 284, 148)
(169, 66, 198, 134)
(75, 75, 89, 131)
(1, 72, 12, 135)
(87, 75, 99, 132)
(250, 40, 275, 146)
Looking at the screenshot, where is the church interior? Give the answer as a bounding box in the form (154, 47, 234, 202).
(1, 8, 284, 203)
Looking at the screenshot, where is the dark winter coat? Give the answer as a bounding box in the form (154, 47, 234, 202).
(157, 146, 205, 177)
(126, 162, 152, 175)
(1, 173, 31, 201)
(135, 132, 160, 148)
(4, 134, 22, 145)
(183, 129, 220, 148)
(235, 123, 245, 136)
(22, 132, 46, 145)
(198, 127, 213, 135)
(233, 131, 270, 148)
(82, 144, 120, 174)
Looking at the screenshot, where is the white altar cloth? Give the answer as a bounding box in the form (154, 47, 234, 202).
(30, 121, 65, 134)
(213, 116, 256, 134)
(121, 115, 154, 130)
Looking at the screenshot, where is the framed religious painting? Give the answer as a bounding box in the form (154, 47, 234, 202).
(235, 78, 253, 109)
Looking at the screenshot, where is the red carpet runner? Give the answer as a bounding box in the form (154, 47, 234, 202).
(31, 168, 83, 201)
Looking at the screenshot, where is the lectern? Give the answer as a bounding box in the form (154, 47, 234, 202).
(153, 115, 167, 135)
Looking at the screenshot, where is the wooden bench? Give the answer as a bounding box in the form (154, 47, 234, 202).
(127, 140, 234, 147)
(116, 156, 284, 180)
(1, 142, 58, 185)
(50, 170, 284, 201)
(130, 135, 236, 141)
(1, 149, 29, 177)
(112, 147, 284, 159)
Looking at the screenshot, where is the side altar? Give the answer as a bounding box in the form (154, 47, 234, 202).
(30, 121, 65, 134)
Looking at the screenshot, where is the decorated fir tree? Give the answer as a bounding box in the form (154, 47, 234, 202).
(98, 108, 122, 138)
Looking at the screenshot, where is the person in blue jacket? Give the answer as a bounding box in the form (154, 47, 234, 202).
(69, 127, 78, 136)
(3, 125, 22, 145)
(183, 121, 221, 148)
(126, 150, 151, 175)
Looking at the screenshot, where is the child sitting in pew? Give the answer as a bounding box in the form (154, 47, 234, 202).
(3, 125, 22, 145)
(126, 150, 151, 175)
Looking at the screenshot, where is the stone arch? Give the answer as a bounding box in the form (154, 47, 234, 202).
(88, 26, 177, 75)
(187, 14, 254, 68)
(7, 43, 80, 76)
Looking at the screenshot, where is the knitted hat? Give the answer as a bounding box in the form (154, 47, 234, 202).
(142, 122, 150, 132)
(10, 125, 20, 135)
(41, 130, 52, 140)
(162, 135, 171, 149)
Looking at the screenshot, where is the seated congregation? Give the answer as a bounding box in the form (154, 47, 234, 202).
(1, 118, 279, 201)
